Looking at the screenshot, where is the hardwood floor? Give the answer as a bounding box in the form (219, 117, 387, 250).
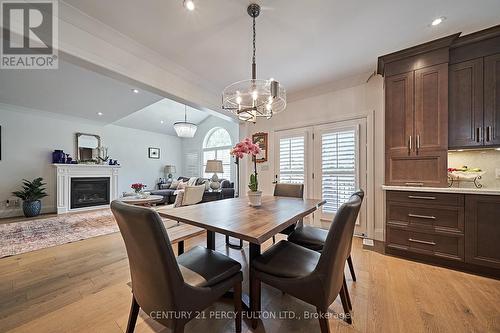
(1, 227, 499, 332)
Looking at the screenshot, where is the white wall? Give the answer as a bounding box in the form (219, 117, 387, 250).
(239, 75, 385, 241)
(0, 104, 182, 218)
(181, 115, 239, 181)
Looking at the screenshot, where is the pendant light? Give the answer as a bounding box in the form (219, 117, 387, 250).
(222, 3, 286, 123)
(174, 105, 197, 138)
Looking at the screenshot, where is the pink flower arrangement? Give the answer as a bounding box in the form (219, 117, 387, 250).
(131, 183, 146, 193)
(230, 137, 261, 159)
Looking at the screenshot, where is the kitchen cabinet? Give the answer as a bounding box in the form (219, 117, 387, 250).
(465, 195, 500, 269)
(484, 53, 500, 146)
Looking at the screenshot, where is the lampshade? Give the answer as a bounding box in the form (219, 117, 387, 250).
(174, 122, 197, 138)
(164, 165, 176, 174)
(205, 160, 223, 173)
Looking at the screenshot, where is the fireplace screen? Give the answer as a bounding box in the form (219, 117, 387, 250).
(71, 177, 110, 209)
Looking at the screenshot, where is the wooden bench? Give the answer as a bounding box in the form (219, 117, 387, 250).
(166, 222, 206, 255)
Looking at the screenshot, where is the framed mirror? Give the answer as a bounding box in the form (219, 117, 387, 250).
(76, 133, 101, 162)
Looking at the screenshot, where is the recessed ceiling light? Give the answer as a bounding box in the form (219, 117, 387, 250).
(431, 17, 445, 26)
(131, 88, 139, 94)
(160, 120, 164, 124)
(183, 0, 195, 11)
(97, 112, 103, 116)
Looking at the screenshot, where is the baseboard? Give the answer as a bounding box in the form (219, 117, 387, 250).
(0, 205, 56, 219)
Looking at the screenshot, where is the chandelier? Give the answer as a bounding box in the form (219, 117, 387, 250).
(174, 105, 197, 138)
(222, 3, 286, 123)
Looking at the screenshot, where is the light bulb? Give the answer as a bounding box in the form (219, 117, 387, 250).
(252, 90, 258, 100)
(236, 96, 242, 104)
(184, 0, 195, 11)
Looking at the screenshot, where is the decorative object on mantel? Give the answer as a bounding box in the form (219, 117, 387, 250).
(205, 160, 224, 190)
(448, 167, 485, 188)
(231, 137, 262, 206)
(131, 183, 147, 197)
(12, 177, 48, 217)
(252, 132, 268, 163)
(174, 104, 198, 138)
(148, 147, 160, 159)
(222, 3, 286, 123)
(76, 132, 101, 161)
(97, 146, 109, 164)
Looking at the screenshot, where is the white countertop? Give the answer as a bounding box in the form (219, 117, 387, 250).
(382, 185, 500, 195)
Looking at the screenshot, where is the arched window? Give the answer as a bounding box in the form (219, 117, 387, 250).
(203, 127, 232, 180)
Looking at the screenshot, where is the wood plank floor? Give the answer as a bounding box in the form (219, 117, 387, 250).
(1, 228, 499, 332)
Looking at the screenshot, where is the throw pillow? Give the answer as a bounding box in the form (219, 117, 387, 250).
(203, 180, 210, 191)
(187, 177, 198, 186)
(169, 180, 179, 189)
(177, 180, 187, 190)
(182, 185, 205, 206)
(173, 190, 184, 207)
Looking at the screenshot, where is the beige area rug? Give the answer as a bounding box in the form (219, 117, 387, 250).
(0, 209, 176, 258)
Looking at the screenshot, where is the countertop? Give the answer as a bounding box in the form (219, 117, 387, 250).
(382, 185, 500, 195)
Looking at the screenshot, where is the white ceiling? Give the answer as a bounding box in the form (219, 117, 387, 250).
(62, 0, 500, 97)
(114, 98, 210, 136)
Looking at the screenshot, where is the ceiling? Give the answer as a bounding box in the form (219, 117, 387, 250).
(114, 98, 209, 136)
(62, 0, 500, 97)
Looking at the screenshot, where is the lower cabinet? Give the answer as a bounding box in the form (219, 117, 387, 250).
(386, 191, 500, 276)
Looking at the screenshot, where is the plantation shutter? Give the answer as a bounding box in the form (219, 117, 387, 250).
(321, 129, 356, 213)
(279, 136, 305, 184)
(185, 152, 199, 178)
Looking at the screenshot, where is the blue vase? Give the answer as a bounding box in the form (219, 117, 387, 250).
(23, 200, 42, 217)
(52, 150, 65, 163)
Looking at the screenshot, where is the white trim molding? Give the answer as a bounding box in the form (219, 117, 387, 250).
(53, 164, 120, 214)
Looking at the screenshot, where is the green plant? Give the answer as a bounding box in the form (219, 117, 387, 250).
(248, 172, 258, 192)
(12, 178, 48, 202)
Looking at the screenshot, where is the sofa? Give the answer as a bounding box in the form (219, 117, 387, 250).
(150, 176, 235, 205)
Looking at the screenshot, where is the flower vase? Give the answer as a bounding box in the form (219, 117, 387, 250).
(247, 190, 262, 207)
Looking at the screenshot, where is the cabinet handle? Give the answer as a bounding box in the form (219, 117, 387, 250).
(486, 126, 491, 142)
(416, 134, 420, 153)
(409, 238, 436, 246)
(408, 213, 436, 220)
(408, 135, 412, 154)
(408, 195, 436, 200)
(476, 127, 480, 143)
(404, 182, 424, 186)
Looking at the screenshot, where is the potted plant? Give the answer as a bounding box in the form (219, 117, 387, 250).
(231, 138, 262, 206)
(12, 177, 48, 217)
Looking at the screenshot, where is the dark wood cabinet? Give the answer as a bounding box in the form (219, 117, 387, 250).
(465, 195, 500, 269)
(448, 58, 484, 148)
(484, 53, 500, 146)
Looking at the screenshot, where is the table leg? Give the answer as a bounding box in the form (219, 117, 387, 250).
(225, 235, 243, 249)
(177, 241, 184, 255)
(207, 230, 215, 250)
(249, 243, 261, 315)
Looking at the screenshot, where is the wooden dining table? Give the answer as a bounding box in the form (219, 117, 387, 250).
(157, 195, 326, 311)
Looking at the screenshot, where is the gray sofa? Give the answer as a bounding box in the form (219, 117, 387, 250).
(150, 176, 235, 205)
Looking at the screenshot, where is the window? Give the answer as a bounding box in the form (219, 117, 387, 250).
(320, 129, 357, 214)
(278, 136, 305, 184)
(203, 128, 232, 180)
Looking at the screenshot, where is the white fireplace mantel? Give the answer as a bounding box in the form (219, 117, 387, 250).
(53, 164, 120, 214)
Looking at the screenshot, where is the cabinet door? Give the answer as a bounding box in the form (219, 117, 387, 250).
(465, 195, 500, 269)
(484, 53, 500, 146)
(414, 63, 448, 152)
(385, 72, 414, 155)
(448, 59, 484, 148)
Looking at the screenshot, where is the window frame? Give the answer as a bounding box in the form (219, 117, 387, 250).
(202, 127, 233, 181)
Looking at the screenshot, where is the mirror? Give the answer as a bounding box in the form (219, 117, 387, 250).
(76, 133, 101, 162)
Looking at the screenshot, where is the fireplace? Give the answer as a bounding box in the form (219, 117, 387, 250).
(71, 177, 110, 209)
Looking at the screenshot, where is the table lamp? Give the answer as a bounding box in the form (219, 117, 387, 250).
(164, 165, 176, 181)
(205, 160, 223, 190)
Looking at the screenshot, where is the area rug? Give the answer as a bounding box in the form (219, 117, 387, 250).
(0, 209, 175, 258)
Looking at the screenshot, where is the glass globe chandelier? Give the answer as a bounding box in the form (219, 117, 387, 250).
(222, 3, 286, 123)
(174, 105, 197, 138)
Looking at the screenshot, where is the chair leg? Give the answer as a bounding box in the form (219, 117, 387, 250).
(343, 274, 352, 311)
(347, 255, 356, 281)
(233, 282, 242, 333)
(316, 307, 330, 333)
(250, 275, 261, 329)
(339, 287, 352, 324)
(126, 295, 140, 333)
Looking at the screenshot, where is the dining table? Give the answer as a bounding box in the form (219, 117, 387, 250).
(157, 195, 326, 312)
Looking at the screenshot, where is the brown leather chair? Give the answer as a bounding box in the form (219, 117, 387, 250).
(250, 192, 363, 332)
(272, 183, 305, 243)
(111, 201, 243, 333)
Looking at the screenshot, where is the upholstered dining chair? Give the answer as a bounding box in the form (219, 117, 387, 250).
(111, 201, 243, 333)
(272, 183, 305, 243)
(250, 192, 363, 332)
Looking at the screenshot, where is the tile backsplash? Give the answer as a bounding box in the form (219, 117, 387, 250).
(448, 149, 500, 189)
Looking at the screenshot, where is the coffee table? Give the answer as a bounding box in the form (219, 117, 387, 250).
(117, 195, 164, 206)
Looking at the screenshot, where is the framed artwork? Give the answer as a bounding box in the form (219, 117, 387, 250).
(252, 132, 268, 163)
(148, 147, 160, 159)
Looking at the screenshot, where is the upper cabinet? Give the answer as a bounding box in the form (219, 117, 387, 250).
(379, 35, 455, 187)
(448, 27, 500, 149)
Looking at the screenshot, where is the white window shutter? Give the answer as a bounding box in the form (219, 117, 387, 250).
(279, 136, 305, 184)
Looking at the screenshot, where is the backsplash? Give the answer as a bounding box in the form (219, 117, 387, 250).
(448, 150, 500, 189)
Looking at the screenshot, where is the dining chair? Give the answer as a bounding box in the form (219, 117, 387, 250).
(272, 183, 305, 243)
(111, 201, 243, 333)
(250, 192, 363, 332)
